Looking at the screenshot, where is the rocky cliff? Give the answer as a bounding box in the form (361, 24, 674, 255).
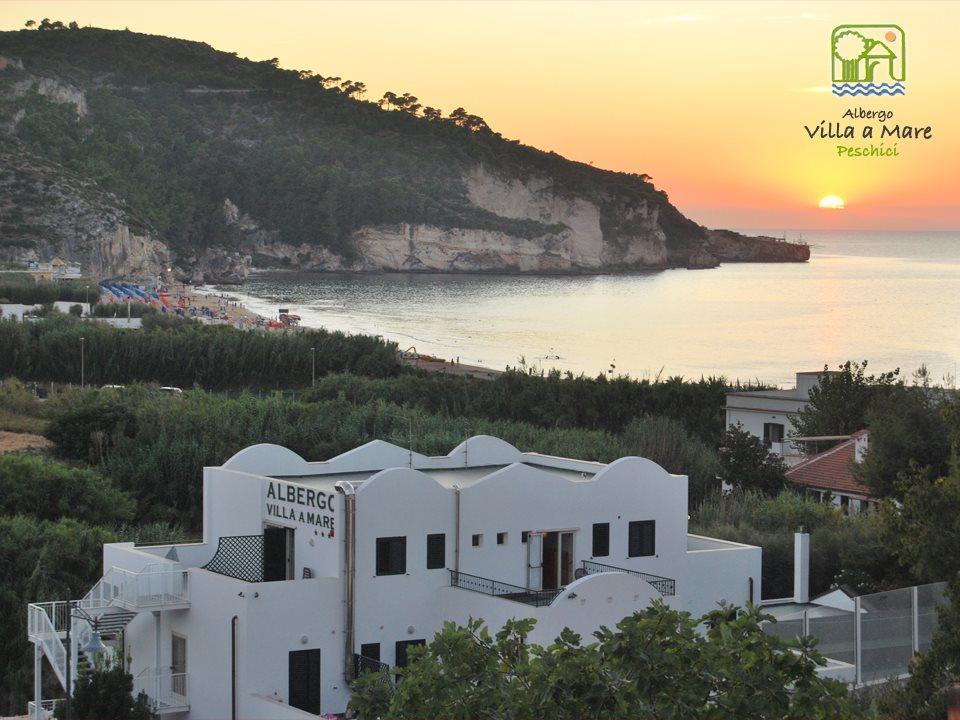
(0, 28, 809, 282)
(0, 139, 171, 277)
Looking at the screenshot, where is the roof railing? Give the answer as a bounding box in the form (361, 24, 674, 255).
(580, 560, 676, 596)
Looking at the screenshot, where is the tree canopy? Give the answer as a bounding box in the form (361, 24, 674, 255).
(349, 605, 857, 719)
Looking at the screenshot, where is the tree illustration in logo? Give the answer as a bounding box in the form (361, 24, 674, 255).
(833, 30, 869, 81)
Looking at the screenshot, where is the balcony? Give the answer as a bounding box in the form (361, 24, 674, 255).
(579, 560, 676, 596)
(79, 566, 190, 613)
(27, 699, 61, 720)
(133, 669, 189, 714)
(449, 570, 562, 607)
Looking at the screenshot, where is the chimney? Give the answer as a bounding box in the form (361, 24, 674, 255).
(853, 431, 869, 464)
(793, 531, 810, 604)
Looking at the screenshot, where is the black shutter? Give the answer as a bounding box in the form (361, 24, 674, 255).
(289, 649, 321, 714)
(641, 520, 655, 556)
(395, 639, 426, 668)
(628, 520, 656, 557)
(592, 523, 609, 557)
(376, 536, 407, 575)
(426, 534, 445, 569)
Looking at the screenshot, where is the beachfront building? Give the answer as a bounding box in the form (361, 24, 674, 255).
(27, 437, 760, 719)
(724, 370, 839, 466)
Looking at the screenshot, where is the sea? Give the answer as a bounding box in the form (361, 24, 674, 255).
(212, 230, 960, 387)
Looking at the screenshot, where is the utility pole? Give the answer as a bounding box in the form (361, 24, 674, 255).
(79, 336, 85, 389)
(311, 347, 316, 387)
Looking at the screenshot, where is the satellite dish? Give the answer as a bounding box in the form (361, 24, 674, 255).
(574, 568, 587, 580)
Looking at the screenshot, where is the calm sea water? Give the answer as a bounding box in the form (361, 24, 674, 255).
(224, 230, 960, 386)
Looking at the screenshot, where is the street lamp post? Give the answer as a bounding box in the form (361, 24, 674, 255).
(79, 336, 85, 389)
(63, 604, 107, 720)
(311, 347, 316, 387)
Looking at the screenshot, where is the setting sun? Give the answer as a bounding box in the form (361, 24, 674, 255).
(818, 195, 846, 210)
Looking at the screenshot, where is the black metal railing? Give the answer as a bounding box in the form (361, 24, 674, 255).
(580, 560, 676, 596)
(202, 535, 264, 583)
(449, 570, 562, 607)
(354, 654, 391, 677)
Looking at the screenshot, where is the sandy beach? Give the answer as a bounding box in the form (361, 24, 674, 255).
(187, 284, 501, 378)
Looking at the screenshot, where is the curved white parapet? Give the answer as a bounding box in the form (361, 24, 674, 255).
(222, 444, 310, 476)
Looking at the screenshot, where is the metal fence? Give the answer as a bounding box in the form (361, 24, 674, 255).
(764, 581, 947, 685)
(580, 560, 676, 596)
(449, 570, 562, 607)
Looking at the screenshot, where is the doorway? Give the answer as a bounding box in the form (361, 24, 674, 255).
(171, 634, 187, 697)
(289, 648, 321, 714)
(264, 525, 294, 581)
(537, 531, 575, 590)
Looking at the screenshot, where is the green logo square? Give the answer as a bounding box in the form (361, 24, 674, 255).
(831, 24, 905, 96)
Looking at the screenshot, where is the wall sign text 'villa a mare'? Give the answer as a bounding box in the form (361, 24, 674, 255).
(805, 109, 934, 158)
(265, 480, 336, 531)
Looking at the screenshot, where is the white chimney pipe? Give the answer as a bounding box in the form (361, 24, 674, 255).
(793, 532, 810, 604)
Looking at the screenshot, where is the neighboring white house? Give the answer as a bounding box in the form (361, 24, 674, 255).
(724, 370, 838, 466)
(27, 436, 761, 719)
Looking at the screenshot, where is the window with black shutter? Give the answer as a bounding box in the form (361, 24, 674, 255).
(426, 533, 445, 569)
(289, 648, 321, 714)
(592, 522, 610, 557)
(395, 639, 426, 668)
(628, 520, 655, 557)
(376, 536, 406, 575)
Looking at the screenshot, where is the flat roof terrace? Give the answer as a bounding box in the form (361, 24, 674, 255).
(273, 462, 601, 493)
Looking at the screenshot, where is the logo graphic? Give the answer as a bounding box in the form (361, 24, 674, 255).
(831, 25, 905, 96)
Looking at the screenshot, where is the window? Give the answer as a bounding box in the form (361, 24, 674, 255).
(628, 520, 655, 557)
(521, 531, 529, 544)
(426, 533, 445, 569)
(360, 643, 380, 662)
(289, 649, 321, 714)
(592, 523, 610, 557)
(395, 639, 426, 668)
(376, 536, 406, 576)
(471, 534, 482, 547)
(497, 532, 507, 545)
(763, 422, 785, 445)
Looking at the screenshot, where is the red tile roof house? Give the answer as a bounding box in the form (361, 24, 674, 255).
(786, 431, 877, 513)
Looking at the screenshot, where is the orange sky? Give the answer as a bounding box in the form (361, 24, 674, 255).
(2, 1, 958, 231)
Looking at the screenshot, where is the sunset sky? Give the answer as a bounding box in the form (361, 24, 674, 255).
(2, 0, 958, 231)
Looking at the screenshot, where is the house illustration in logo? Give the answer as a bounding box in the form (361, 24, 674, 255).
(831, 24, 905, 96)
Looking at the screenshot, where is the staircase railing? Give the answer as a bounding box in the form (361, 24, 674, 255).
(449, 570, 562, 607)
(580, 560, 676, 596)
(26, 604, 67, 688)
(28, 565, 190, 698)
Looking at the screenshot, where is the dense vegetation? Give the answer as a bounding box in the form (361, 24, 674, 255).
(0, 273, 95, 304)
(690, 490, 903, 599)
(2, 316, 759, 440)
(44, 386, 722, 527)
(0, 25, 703, 263)
(349, 609, 855, 719)
(304, 368, 744, 442)
(0, 315, 399, 388)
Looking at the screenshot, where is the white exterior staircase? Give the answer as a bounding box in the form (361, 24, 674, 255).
(27, 564, 189, 716)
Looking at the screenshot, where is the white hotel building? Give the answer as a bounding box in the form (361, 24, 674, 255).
(28, 436, 760, 719)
